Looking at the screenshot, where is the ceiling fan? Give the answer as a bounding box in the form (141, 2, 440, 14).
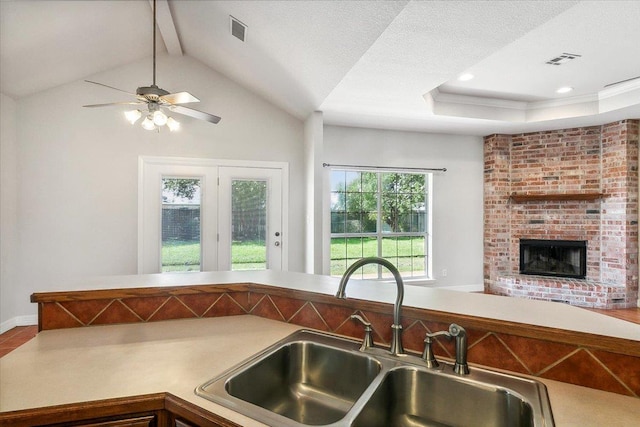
(83, 0, 221, 131)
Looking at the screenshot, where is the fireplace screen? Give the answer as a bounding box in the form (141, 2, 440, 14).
(519, 239, 587, 279)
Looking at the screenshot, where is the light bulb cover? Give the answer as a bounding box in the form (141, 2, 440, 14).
(458, 73, 474, 81)
(141, 115, 156, 130)
(556, 86, 573, 94)
(153, 110, 168, 126)
(167, 116, 180, 132)
(124, 109, 142, 124)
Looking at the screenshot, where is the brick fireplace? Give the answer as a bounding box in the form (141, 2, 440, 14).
(484, 119, 639, 308)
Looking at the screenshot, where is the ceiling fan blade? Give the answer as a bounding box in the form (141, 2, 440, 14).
(85, 80, 137, 96)
(83, 102, 145, 108)
(160, 92, 200, 105)
(170, 105, 221, 124)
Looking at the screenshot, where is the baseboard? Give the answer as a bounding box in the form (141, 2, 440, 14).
(1, 315, 38, 334)
(434, 283, 485, 292)
(406, 282, 485, 292)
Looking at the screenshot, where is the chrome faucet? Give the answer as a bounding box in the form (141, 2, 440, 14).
(336, 257, 405, 356)
(423, 323, 469, 375)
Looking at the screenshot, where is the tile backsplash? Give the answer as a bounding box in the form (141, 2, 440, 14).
(33, 283, 639, 398)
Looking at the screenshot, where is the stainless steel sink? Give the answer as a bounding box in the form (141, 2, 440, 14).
(224, 340, 381, 425)
(351, 366, 539, 427)
(196, 330, 554, 427)
(196, 330, 382, 426)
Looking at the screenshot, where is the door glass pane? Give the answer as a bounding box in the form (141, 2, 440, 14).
(232, 180, 267, 270)
(162, 178, 201, 272)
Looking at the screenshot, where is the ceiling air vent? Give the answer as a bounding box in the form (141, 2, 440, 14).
(230, 16, 247, 42)
(545, 53, 581, 65)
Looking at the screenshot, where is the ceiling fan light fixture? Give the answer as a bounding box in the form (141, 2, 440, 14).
(167, 117, 180, 132)
(153, 110, 168, 126)
(83, 0, 221, 130)
(124, 109, 142, 124)
(141, 115, 156, 131)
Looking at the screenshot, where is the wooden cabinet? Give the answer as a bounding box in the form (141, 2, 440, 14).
(59, 414, 157, 427)
(0, 393, 239, 427)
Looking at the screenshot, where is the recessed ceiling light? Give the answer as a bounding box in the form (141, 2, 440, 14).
(556, 86, 573, 94)
(458, 73, 474, 81)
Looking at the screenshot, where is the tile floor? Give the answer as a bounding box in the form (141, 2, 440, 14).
(0, 307, 638, 358)
(586, 306, 640, 324)
(0, 325, 38, 358)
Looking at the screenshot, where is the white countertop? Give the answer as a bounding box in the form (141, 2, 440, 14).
(1, 316, 639, 426)
(47, 270, 640, 342)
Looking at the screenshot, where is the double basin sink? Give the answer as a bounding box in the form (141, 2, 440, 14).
(196, 329, 554, 427)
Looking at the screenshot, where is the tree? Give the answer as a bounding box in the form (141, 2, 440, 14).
(232, 180, 267, 241)
(331, 171, 426, 233)
(163, 178, 199, 201)
(379, 173, 425, 232)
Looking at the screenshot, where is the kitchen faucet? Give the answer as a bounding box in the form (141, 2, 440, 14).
(336, 257, 405, 356)
(423, 323, 470, 375)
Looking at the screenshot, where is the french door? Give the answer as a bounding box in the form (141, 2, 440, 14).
(138, 157, 287, 274)
(218, 167, 283, 271)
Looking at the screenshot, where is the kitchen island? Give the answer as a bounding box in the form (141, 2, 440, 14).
(1, 315, 639, 426)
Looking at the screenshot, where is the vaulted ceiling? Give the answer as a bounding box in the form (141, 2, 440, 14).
(2, 0, 639, 135)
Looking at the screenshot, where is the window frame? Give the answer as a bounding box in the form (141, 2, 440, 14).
(327, 168, 433, 281)
(138, 156, 289, 274)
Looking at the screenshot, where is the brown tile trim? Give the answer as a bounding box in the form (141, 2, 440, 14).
(34, 283, 640, 357)
(31, 283, 253, 303)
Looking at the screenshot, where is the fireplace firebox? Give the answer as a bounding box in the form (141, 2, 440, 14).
(519, 239, 587, 279)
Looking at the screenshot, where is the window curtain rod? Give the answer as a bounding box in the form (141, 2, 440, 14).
(322, 163, 446, 172)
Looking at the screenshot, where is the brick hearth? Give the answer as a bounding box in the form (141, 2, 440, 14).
(484, 119, 639, 309)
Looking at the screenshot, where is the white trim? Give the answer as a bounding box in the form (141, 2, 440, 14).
(371, 279, 483, 293)
(599, 78, 640, 100)
(527, 93, 598, 110)
(426, 79, 640, 123)
(433, 283, 484, 292)
(1, 315, 38, 334)
(430, 89, 528, 110)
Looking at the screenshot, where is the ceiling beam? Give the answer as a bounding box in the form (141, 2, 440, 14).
(149, 0, 182, 55)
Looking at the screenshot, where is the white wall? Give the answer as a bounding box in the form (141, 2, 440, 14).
(1, 93, 23, 330)
(323, 125, 484, 290)
(1, 55, 305, 325)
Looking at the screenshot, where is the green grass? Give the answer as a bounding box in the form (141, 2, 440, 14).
(162, 237, 426, 275)
(162, 240, 200, 272)
(330, 236, 424, 259)
(231, 240, 266, 270)
(330, 236, 426, 276)
(161, 239, 266, 272)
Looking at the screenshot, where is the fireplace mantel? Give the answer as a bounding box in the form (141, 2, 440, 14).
(509, 192, 604, 202)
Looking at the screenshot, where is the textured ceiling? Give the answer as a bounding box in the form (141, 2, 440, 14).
(1, 0, 639, 135)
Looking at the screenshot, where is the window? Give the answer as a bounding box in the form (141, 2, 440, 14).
(330, 170, 431, 279)
(161, 178, 202, 272)
(230, 179, 268, 270)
